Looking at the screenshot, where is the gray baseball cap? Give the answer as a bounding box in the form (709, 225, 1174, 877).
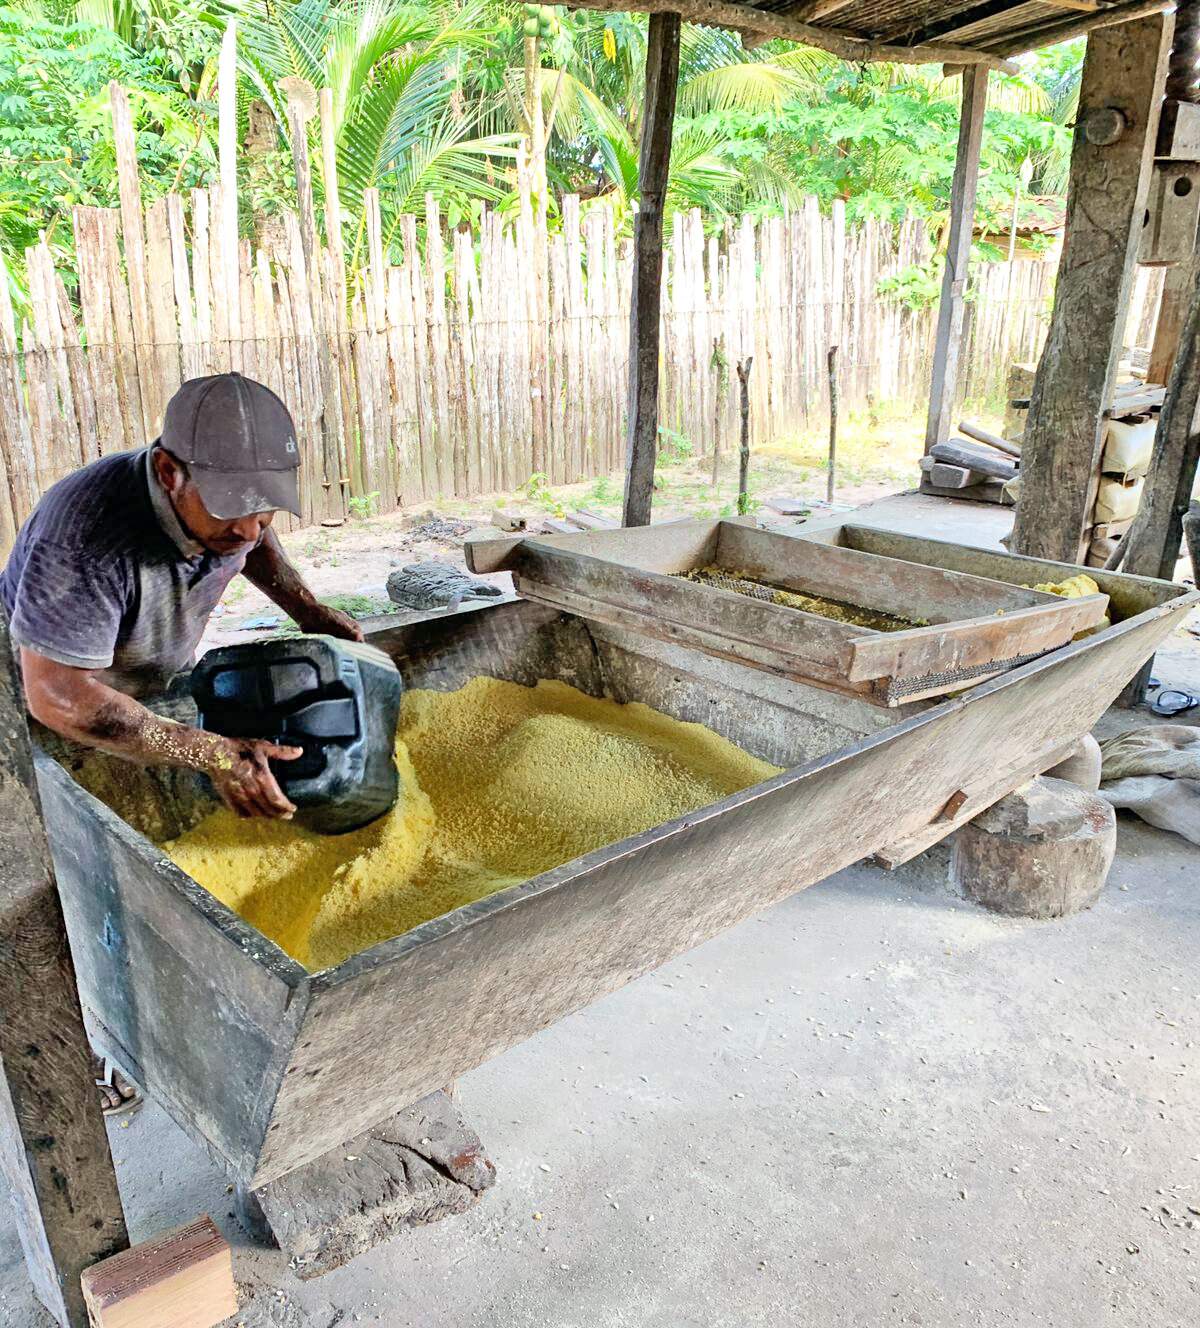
(161, 373, 302, 518)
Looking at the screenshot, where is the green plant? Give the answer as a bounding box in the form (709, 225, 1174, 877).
(348, 490, 380, 520)
(656, 425, 693, 463)
(518, 470, 564, 515)
(584, 474, 618, 505)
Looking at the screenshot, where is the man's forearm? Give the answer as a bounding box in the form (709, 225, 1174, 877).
(242, 528, 320, 622)
(32, 670, 233, 776)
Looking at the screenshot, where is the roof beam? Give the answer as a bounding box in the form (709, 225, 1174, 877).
(881, 0, 1041, 47)
(562, 0, 1019, 70)
(983, 0, 1170, 54)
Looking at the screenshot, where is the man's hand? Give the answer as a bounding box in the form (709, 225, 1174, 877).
(295, 602, 365, 643)
(244, 531, 366, 642)
(207, 737, 302, 819)
(20, 650, 306, 820)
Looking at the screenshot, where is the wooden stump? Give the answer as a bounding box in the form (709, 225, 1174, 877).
(952, 775, 1116, 918)
(1044, 733, 1103, 792)
(236, 1089, 494, 1279)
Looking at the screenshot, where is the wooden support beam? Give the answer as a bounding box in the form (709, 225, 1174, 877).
(924, 66, 989, 458)
(562, 0, 1019, 70)
(623, 11, 680, 528)
(1010, 13, 1172, 564)
(1119, 263, 1200, 586)
(1147, 257, 1196, 385)
(0, 611, 128, 1326)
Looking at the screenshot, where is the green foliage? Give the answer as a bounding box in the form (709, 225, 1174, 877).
(584, 473, 618, 505)
(518, 470, 564, 514)
(656, 425, 692, 462)
(347, 489, 380, 519)
(0, 3, 217, 277)
(0, 0, 1084, 288)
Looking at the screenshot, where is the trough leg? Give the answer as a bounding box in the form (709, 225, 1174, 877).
(951, 775, 1116, 919)
(235, 1088, 495, 1278)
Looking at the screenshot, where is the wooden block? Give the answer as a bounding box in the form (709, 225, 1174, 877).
(490, 507, 527, 532)
(919, 475, 1009, 504)
(951, 775, 1115, 918)
(929, 439, 1017, 481)
(242, 1089, 495, 1279)
(566, 508, 618, 531)
(765, 496, 811, 516)
(1157, 97, 1200, 160)
(919, 457, 978, 489)
(81, 1216, 236, 1328)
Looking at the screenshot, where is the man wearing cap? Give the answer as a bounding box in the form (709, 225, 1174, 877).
(1, 372, 363, 824)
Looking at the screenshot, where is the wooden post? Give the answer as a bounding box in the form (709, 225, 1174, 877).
(924, 66, 988, 456)
(622, 11, 681, 528)
(0, 611, 128, 1326)
(1010, 13, 1173, 563)
(826, 344, 839, 503)
(1118, 261, 1200, 586)
(736, 355, 753, 515)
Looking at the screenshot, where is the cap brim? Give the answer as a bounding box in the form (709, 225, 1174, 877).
(190, 466, 301, 519)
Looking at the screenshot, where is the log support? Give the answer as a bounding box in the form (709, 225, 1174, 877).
(1010, 13, 1173, 563)
(0, 612, 128, 1326)
(952, 775, 1116, 918)
(924, 65, 988, 460)
(236, 1088, 495, 1279)
(622, 11, 681, 528)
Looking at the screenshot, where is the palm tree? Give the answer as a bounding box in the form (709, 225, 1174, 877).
(227, 0, 520, 260)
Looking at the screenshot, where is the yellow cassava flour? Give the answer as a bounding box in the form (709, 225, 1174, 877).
(164, 676, 780, 971)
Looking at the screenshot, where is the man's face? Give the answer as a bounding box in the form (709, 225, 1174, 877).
(152, 448, 276, 556)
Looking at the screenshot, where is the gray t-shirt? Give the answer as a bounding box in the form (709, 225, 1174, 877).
(0, 447, 246, 697)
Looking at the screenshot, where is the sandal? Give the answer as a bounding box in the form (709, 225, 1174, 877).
(95, 1058, 143, 1118)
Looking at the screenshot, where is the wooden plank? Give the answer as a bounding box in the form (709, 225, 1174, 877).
(925, 66, 988, 454)
(1011, 14, 1172, 562)
(80, 1216, 235, 1328)
(929, 438, 1017, 478)
(622, 11, 680, 527)
(714, 521, 1059, 621)
(217, 23, 241, 362)
(845, 595, 1109, 684)
(563, 0, 1017, 69)
(824, 523, 1180, 619)
(0, 612, 128, 1327)
(97, 208, 142, 451)
(0, 248, 37, 520)
(108, 82, 158, 437)
(144, 198, 180, 414)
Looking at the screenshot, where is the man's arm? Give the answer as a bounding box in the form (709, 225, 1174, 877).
(21, 649, 301, 819)
(242, 528, 364, 641)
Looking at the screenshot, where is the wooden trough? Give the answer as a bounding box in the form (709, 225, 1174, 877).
(33, 524, 1196, 1269)
(466, 519, 1110, 705)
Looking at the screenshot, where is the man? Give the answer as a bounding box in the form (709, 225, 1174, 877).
(1, 371, 363, 819)
(1, 373, 364, 1109)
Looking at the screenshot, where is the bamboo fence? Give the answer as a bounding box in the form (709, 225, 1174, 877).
(0, 80, 1160, 556)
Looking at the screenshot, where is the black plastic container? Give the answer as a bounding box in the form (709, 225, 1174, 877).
(191, 636, 403, 834)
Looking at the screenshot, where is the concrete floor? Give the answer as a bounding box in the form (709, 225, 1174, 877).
(2, 493, 1198, 1327)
